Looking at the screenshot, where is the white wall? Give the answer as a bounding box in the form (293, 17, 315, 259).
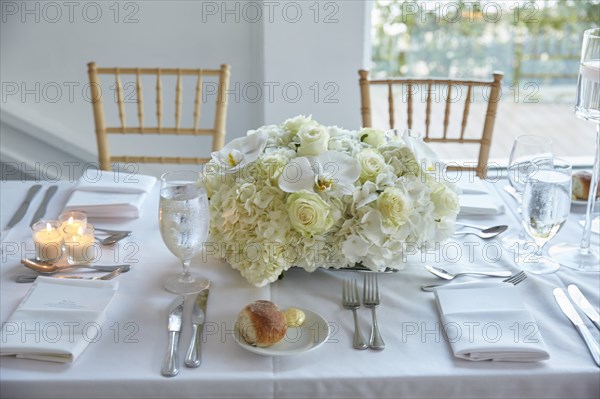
(0, 0, 371, 177)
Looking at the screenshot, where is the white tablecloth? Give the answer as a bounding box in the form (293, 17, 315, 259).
(1, 180, 599, 399)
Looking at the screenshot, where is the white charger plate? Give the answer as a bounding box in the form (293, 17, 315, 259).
(234, 307, 330, 356)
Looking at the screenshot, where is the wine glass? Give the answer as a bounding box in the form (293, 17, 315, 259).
(516, 159, 572, 274)
(159, 170, 210, 294)
(549, 28, 600, 272)
(502, 135, 554, 252)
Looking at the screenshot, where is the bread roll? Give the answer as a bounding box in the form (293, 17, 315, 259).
(237, 300, 287, 347)
(572, 171, 600, 200)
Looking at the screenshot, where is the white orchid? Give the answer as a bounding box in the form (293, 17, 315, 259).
(279, 151, 360, 196)
(210, 131, 268, 173)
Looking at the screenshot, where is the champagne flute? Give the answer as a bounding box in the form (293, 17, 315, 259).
(502, 135, 553, 252)
(549, 28, 600, 272)
(517, 159, 572, 274)
(159, 170, 210, 294)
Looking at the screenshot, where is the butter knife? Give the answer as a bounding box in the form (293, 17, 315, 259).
(161, 295, 185, 377)
(30, 185, 59, 226)
(568, 284, 600, 331)
(553, 288, 600, 367)
(5, 184, 42, 229)
(185, 289, 209, 368)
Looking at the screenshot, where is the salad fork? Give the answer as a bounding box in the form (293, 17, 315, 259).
(421, 271, 527, 291)
(363, 274, 385, 350)
(342, 279, 368, 350)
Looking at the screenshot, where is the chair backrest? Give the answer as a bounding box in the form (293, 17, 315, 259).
(359, 70, 503, 178)
(88, 62, 230, 171)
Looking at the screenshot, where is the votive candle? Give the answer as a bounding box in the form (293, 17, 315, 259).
(32, 221, 63, 262)
(63, 223, 95, 264)
(58, 211, 87, 235)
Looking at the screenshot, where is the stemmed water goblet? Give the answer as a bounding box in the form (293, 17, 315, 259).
(549, 27, 600, 272)
(502, 135, 554, 252)
(516, 159, 572, 274)
(159, 170, 210, 294)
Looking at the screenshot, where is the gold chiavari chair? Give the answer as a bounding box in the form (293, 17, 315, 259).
(359, 70, 503, 178)
(88, 63, 230, 171)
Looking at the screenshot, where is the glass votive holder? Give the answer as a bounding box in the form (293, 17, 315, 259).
(31, 220, 63, 262)
(63, 223, 96, 264)
(58, 211, 87, 235)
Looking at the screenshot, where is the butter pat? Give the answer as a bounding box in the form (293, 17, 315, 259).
(284, 308, 306, 327)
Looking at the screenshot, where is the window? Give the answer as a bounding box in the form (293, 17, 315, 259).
(370, 0, 600, 165)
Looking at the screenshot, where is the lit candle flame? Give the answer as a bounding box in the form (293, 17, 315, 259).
(46, 223, 52, 232)
(68, 216, 74, 225)
(77, 226, 83, 235)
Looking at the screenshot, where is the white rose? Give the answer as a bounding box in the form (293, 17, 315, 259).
(297, 125, 330, 156)
(359, 128, 386, 148)
(377, 187, 412, 227)
(286, 190, 334, 237)
(283, 115, 316, 134)
(357, 149, 386, 183)
(430, 183, 460, 219)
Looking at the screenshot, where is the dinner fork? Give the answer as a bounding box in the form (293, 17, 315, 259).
(420, 271, 527, 291)
(363, 274, 385, 350)
(342, 279, 368, 350)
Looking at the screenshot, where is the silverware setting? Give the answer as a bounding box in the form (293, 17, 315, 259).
(95, 231, 131, 246)
(363, 274, 385, 350)
(29, 185, 58, 227)
(343, 276, 385, 350)
(553, 287, 600, 367)
(454, 223, 508, 239)
(425, 265, 512, 281)
(161, 295, 185, 377)
(16, 267, 124, 283)
(421, 271, 527, 292)
(185, 289, 209, 368)
(342, 278, 368, 350)
(568, 285, 600, 331)
(161, 287, 210, 376)
(95, 227, 133, 235)
(5, 184, 42, 230)
(21, 258, 130, 275)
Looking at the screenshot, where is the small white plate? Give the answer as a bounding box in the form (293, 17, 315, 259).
(234, 307, 330, 356)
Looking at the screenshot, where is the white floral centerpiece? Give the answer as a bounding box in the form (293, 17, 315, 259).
(205, 116, 459, 287)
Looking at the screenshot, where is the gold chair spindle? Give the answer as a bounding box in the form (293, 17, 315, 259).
(443, 83, 452, 139)
(115, 69, 126, 132)
(460, 85, 473, 140)
(194, 70, 203, 131)
(136, 68, 143, 131)
(156, 68, 163, 132)
(175, 69, 182, 132)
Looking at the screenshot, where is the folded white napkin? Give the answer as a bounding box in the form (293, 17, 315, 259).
(0, 277, 119, 363)
(434, 283, 550, 362)
(64, 171, 156, 218)
(455, 176, 489, 195)
(459, 194, 505, 216)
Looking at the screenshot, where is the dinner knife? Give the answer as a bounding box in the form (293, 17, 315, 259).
(568, 284, 600, 331)
(5, 184, 42, 229)
(30, 185, 59, 226)
(161, 295, 185, 377)
(185, 288, 209, 368)
(553, 288, 600, 367)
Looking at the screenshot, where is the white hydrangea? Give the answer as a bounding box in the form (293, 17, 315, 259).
(207, 116, 459, 286)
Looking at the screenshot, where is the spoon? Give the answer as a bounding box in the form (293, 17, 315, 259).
(95, 227, 132, 235)
(21, 258, 130, 274)
(454, 223, 508, 239)
(96, 232, 131, 245)
(425, 265, 511, 281)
